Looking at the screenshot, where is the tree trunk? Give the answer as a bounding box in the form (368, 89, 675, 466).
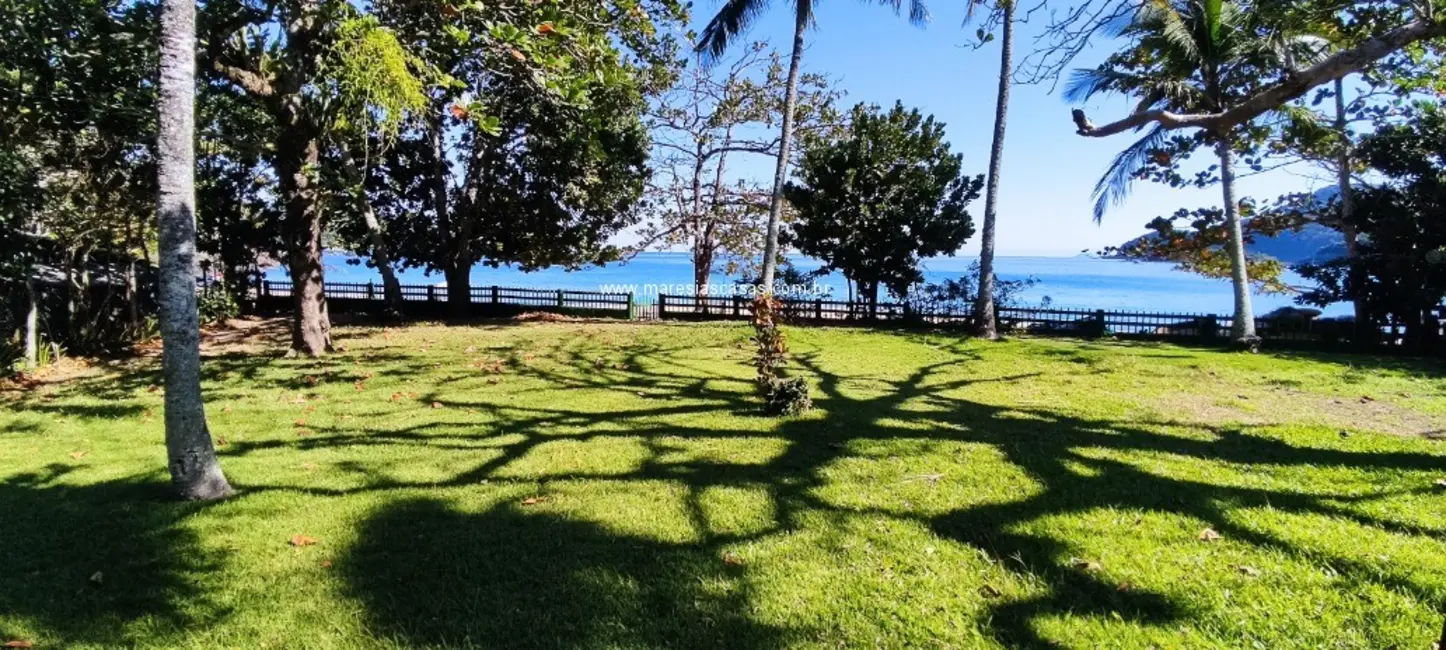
(694, 246, 713, 300)
(340, 149, 404, 317)
(1333, 77, 1369, 346)
(1216, 134, 1256, 342)
(760, 6, 808, 291)
(157, 0, 232, 501)
(23, 274, 38, 370)
(445, 264, 471, 317)
(974, 1, 1014, 340)
(278, 126, 331, 356)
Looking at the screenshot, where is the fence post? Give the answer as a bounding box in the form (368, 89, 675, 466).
(491, 285, 499, 305)
(366, 282, 375, 301)
(733, 295, 741, 317)
(556, 289, 565, 309)
(814, 299, 822, 321)
(262, 281, 271, 298)
(1201, 315, 1220, 342)
(427, 285, 436, 302)
(627, 292, 635, 319)
(658, 294, 668, 319)
(1094, 309, 1107, 337)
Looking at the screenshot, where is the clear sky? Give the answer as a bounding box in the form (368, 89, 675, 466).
(670, 0, 1337, 257)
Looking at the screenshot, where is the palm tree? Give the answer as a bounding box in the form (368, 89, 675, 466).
(1067, 0, 1320, 344)
(696, 0, 929, 291)
(967, 0, 1015, 339)
(158, 0, 233, 500)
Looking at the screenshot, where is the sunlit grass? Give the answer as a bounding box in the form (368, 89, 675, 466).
(1, 322, 1443, 649)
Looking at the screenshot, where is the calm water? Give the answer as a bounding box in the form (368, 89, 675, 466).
(269, 251, 1344, 317)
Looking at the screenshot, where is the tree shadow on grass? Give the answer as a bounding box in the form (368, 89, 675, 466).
(0, 465, 227, 647)
(341, 497, 789, 649)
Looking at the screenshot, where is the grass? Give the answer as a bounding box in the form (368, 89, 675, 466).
(2, 320, 1445, 649)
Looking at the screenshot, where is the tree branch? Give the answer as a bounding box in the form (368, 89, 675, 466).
(1074, 17, 1446, 137)
(212, 60, 275, 97)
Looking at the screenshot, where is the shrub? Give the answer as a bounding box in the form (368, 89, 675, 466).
(198, 283, 240, 325)
(763, 377, 812, 416)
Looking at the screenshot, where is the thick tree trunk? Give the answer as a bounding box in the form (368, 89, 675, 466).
(157, 0, 232, 501)
(278, 127, 331, 356)
(23, 274, 38, 370)
(1333, 77, 1369, 345)
(760, 7, 808, 291)
(1216, 134, 1256, 343)
(445, 264, 472, 317)
(974, 1, 1013, 340)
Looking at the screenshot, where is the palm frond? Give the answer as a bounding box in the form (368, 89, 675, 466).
(695, 0, 772, 65)
(1063, 68, 1149, 103)
(1151, 2, 1202, 65)
(876, 0, 931, 27)
(1092, 125, 1167, 223)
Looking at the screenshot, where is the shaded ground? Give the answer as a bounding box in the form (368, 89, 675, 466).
(1, 322, 1443, 649)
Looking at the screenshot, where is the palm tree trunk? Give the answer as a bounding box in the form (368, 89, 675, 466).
(1216, 133, 1256, 343)
(157, 0, 232, 501)
(760, 6, 808, 291)
(974, 2, 1014, 339)
(1333, 77, 1368, 345)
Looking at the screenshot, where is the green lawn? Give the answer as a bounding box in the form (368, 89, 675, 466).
(2, 321, 1444, 649)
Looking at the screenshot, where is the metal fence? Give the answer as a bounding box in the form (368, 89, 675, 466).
(248, 281, 1444, 354)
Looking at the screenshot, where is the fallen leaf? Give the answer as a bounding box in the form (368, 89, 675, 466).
(303, 375, 319, 386)
(1069, 558, 1102, 572)
(536, 22, 555, 34)
(1234, 564, 1261, 577)
(1360, 395, 1375, 403)
(89, 571, 104, 585)
(4, 640, 34, 648)
(301, 462, 317, 471)
(320, 560, 333, 568)
(431, 402, 444, 409)
(1116, 581, 1133, 592)
(222, 405, 233, 413)
(1198, 528, 1222, 542)
(979, 584, 1002, 598)
(722, 551, 744, 566)
(509, 48, 526, 62)
(215, 437, 228, 447)
(521, 496, 548, 506)
(354, 381, 367, 391)
(290, 535, 319, 547)
(335, 345, 348, 353)
(1433, 478, 1446, 490)
(70, 451, 88, 460)
(389, 392, 403, 402)
(294, 418, 307, 427)
(295, 428, 313, 437)
(147, 385, 159, 393)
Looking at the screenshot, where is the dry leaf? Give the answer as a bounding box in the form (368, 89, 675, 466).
(295, 428, 313, 437)
(4, 640, 34, 648)
(1234, 564, 1261, 577)
(722, 551, 744, 566)
(354, 381, 367, 391)
(320, 560, 332, 568)
(294, 418, 307, 427)
(70, 451, 88, 460)
(521, 496, 548, 506)
(389, 392, 403, 402)
(222, 405, 233, 413)
(536, 22, 555, 34)
(1069, 558, 1102, 571)
(979, 584, 1002, 598)
(431, 402, 444, 409)
(215, 437, 228, 447)
(290, 535, 319, 547)
(89, 571, 104, 585)
(147, 385, 159, 393)
(1116, 581, 1133, 592)
(1199, 528, 1222, 542)
(301, 462, 317, 471)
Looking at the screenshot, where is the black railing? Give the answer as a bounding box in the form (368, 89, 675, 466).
(259, 281, 634, 319)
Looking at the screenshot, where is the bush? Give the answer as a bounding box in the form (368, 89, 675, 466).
(198, 283, 240, 325)
(762, 377, 812, 416)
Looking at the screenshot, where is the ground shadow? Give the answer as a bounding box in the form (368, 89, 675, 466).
(0, 465, 226, 647)
(341, 497, 789, 649)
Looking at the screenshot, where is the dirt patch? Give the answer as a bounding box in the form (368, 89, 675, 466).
(1156, 389, 1444, 439)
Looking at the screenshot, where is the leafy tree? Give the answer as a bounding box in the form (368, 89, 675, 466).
(158, 0, 232, 500)
(1297, 103, 1446, 350)
(695, 0, 930, 292)
(1066, 0, 1322, 344)
(368, 0, 685, 316)
(786, 102, 982, 314)
(637, 43, 843, 296)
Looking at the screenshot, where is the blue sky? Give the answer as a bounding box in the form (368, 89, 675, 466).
(671, 0, 1337, 257)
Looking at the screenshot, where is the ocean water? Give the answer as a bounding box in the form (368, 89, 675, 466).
(268, 251, 1345, 317)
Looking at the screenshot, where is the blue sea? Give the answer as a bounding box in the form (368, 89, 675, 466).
(267, 251, 1346, 317)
